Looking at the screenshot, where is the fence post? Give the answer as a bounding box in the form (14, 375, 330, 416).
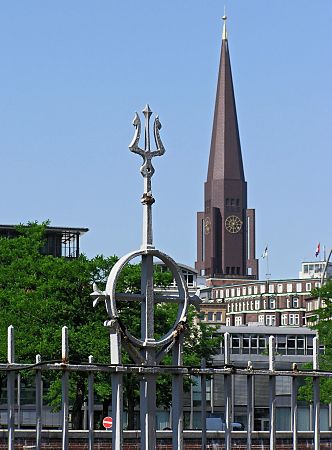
(291, 366, 298, 450)
(88, 355, 94, 450)
(268, 336, 276, 450)
(61, 326, 69, 450)
(35, 354, 42, 450)
(224, 332, 232, 450)
(201, 358, 207, 450)
(246, 361, 253, 450)
(313, 336, 320, 450)
(172, 334, 184, 450)
(110, 326, 123, 450)
(7, 325, 15, 450)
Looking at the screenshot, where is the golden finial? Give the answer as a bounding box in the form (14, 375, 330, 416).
(222, 10, 228, 40)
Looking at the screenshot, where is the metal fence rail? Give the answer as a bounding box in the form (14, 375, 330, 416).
(2, 326, 331, 450)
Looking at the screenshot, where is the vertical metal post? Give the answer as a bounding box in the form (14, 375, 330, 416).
(61, 326, 69, 450)
(172, 334, 184, 450)
(201, 359, 207, 450)
(17, 373, 21, 429)
(189, 378, 194, 429)
(291, 375, 298, 450)
(35, 354, 42, 450)
(7, 325, 15, 450)
(110, 328, 123, 450)
(268, 336, 276, 450)
(313, 336, 320, 450)
(88, 355, 94, 450)
(140, 253, 156, 450)
(246, 367, 253, 450)
(210, 376, 214, 414)
(224, 332, 232, 450)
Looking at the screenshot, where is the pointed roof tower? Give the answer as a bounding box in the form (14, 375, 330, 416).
(207, 14, 245, 183)
(196, 16, 258, 280)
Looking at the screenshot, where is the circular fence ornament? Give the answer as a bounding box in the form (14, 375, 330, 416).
(105, 248, 189, 349)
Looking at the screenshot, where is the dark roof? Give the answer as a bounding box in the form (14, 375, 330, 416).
(0, 224, 89, 235)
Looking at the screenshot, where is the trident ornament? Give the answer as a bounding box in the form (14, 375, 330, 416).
(129, 105, 165, 249)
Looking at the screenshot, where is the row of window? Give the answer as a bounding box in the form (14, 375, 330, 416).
(226, 266, 240, 275)
(204, 311, 223, 322)
(215, 281, 320, 299)
(220, 334, 319, 356)
(229, 313, 301, 327)
(225, 198, 240, 207)
(227, 297, 300, 313)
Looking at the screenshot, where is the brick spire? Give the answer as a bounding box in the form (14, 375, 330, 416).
(207, 15, 245, 183)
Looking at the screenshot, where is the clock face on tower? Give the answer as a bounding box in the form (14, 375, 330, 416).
(225, 215, 242, 233)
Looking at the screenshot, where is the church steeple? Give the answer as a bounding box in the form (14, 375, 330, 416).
(207, 15, 244, 183)
(196, 18, 258, 280)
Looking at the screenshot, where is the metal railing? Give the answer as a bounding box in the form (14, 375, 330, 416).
(2, 326, 331, 450)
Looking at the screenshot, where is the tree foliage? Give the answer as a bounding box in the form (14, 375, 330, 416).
(0, 222, 221, 428)
(298, 281, 332, 403)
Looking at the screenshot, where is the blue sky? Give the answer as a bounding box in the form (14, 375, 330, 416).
(0, 1, 331, 280)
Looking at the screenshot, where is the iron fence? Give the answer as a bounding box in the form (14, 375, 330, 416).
(1, 325, 332, 450)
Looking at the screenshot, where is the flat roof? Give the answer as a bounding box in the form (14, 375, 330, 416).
(217, 325, 317, 335)
(0, 225, 89, 235)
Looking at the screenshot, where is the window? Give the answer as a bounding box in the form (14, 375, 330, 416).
(235, 316, 242, 326)
(281, 314, 288, 326)
(259, 336, 266, 353)
(226, 289, 229, 298)
(258, 315, 264, 324)
(242, 287, 247, 295)
(269, 297, 276, 309)
(277, 284, 283, 293)
(260, 285, 266, 294)
(235, 303, 238, 312)
(237, 288, 241, 296)
(243, 336, 250, 354)
(266, 315, 276, 326)
(250, 300, 254, 310)
(232, 336, 240, 353)
(287, 283, 293, 293)
(255, 299, 260, 310)
(254, 286, 258, 294)
(226, 318, 231, 326)
(239, 302, 242, 312)
(248, 287, 252, 295)
(292, 297, 299, 308)
(231, 288, 235, 297)
(269, 284, 275, 294)
(296, 283, 302, 292)
(207, 312, 214, 321)
(215, 312, 222, 322)
(289, 314, 299, 326)
(287, 336, 296, 354)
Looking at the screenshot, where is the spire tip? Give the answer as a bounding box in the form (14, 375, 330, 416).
(222, 13, 228, 40)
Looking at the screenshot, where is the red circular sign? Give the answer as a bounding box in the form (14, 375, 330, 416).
(103, 416, 113, 429)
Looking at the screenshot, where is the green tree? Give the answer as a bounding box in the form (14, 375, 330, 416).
(0, 223, 220, 429)
(298, 281, 332, 403)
